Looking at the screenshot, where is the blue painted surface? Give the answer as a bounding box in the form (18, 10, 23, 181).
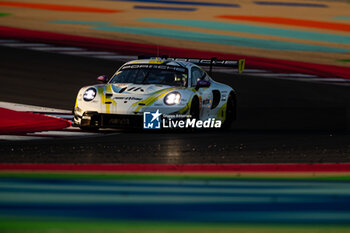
(134, 5, 196, 11)
(92, 25, 348, 53)
(105, 0, 240, 7)
(51, 20, 111, 26)
(1, 177, 350, 224)
(0, 178, 309, 189)
(333, 16, 350, 20)
(139, 18, 350, 45)
(254, 1, 328, 7)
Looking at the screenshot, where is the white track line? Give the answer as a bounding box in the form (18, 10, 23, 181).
(31, 47, 86, 51)
(0, 102, 119, 141)
(211, 68, 319, 79)
(241, 69, 270, 73)
(279, 74, 319, 78)
(2, 43, 50, 47)
(213, 68, 268, 73)
(0, 130, 107, 141)
(0, 39, 20, 43)
(272, 77, 350, 82)
(28, 130, 102, 137)
(93, 55, 137, 60)
(294, 78, 350, 82)
(0, 135, 49, 141)
(245, 73, 318, 78)
(0, 101, 71, 114)
(61, 51, 118, 56)
(42, 114, 73, 120)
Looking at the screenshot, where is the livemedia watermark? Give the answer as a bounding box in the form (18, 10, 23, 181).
(143, 110, 221, 129)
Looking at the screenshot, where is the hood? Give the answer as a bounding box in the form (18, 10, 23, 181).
(93, 83, 182, 114)
(110, 83, 174, 95)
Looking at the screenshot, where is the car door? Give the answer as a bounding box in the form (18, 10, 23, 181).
(190, 66, 213, 119)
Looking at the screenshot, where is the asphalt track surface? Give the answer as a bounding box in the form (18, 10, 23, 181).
(1, 46, 350, 163)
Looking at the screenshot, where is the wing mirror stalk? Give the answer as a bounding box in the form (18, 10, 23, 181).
(97, 75, 108, 84)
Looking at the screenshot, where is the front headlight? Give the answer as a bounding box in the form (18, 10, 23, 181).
(164, 92, 181, 105)
(83, 88, 96, 101)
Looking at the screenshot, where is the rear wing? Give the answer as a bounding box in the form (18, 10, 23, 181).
(138, 55, 245, 75)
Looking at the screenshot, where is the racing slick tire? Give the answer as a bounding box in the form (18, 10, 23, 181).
(75, 112, 100, 131)
(222, 92, 236, 129)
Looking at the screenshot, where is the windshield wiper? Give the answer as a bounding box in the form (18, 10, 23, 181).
(141, 70, 152, 84)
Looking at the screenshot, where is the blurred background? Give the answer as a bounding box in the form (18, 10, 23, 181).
(1, 1, 350, 232)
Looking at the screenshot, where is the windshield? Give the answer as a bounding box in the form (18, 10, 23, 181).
(110, 65, 188, 87)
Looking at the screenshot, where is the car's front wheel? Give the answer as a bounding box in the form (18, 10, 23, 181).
(76, 112, 100, 131)
(190, 96, 200, 120)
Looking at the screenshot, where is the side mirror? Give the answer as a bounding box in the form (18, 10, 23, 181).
(97, 75, 108, 84)
(196, 80, 210, 90)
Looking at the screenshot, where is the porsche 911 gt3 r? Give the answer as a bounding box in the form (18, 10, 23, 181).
(73, 56, 245, 129)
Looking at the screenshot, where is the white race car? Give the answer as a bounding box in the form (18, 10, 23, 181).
(73, 56, 245, 129)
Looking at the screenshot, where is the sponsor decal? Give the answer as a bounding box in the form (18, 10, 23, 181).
(122, 64, 186, 73)
(167, 57, 238, 66)
(127, 87, 144, 92)
(202, 99, 210, 105)
(143, 109, 221, 129)
(114, 97, 142, 101)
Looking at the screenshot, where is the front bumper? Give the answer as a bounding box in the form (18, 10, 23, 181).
(74, 112, 143, 128)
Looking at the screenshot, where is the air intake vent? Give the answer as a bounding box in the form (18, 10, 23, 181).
(119, 87, 127, 93)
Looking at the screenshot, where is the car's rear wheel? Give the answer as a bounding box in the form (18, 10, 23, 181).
(222, 93, 236, 129)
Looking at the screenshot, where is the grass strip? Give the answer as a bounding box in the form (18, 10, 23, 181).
(0, 219, 350, 233)
(0, 13, 11, 17)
